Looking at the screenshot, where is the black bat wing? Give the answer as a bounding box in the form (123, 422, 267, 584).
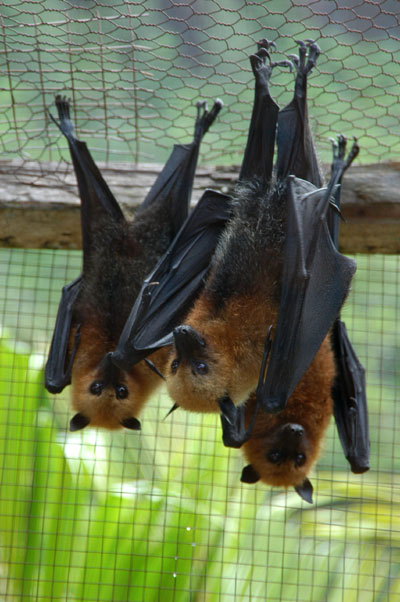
(257, 176, 356, 413)
(239, 45, 279, 186)
(275, 40, 323, 187)
(50, 96, 126, 271)
(331, 319, 370, 473)
(111, 189, 232, 370)
(138, 99, 223, 235)
(45, 276, 82, 393)
(327, 135, 370, 473)
(46, 96, 126, 393)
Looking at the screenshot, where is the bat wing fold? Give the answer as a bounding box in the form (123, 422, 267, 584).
(51, 96, 125, 271)
(138, 99, 223, 236)
(239, 48, 279, 186)
(332, 321, 370, 473)
(111, 189, 232, 370)
(258, 176, 356, 413)
(45, 276, 82, 393)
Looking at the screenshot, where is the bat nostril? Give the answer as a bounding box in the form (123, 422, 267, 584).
(290, 425, 304, 436)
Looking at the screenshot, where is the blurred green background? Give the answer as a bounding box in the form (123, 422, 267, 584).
(1, 1, 400, 600)
(1, 250, 399, 601)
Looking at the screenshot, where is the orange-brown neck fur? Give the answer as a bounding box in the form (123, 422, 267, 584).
(165, 292, 278, 412)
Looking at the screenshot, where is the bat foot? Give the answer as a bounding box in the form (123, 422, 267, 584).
(51, 95, 76, 140)
(330, 134, 360, 178)
(257, 38, 277, 52)
(291, 39, 320, 77)
(194, 98, 223, 141)
(250, 44, 293, 82)
(219, 396, 255, 449)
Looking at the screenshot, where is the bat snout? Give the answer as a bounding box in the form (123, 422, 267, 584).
(276, 423, 308, 457)
(173, 325, 206, 362)
(284, 423, 304, 437)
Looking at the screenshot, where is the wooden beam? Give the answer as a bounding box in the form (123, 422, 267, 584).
(1, 160, 399, 253)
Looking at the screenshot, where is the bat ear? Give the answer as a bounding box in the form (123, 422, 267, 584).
(240, 464, 261, 484)
(173, 325, 205, 360)
(294, 478, 313, 503)
(70, 413, 90, 432)
(121, 417, 141, 431)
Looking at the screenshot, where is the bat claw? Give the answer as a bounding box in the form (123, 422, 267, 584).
(164, 403, 179, 419)
(257, 38, 277, 52)
(292, 39, 320, 75)
(219, 396, 254, 448)
(256, 47, 271, 61)
(271, 59, 294, 73)
(144, 358, 165, 380)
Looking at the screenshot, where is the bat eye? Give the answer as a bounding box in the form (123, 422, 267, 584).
(267, 450, 282, 464)
(193, 361, 208, 375)
(116, 385, 128, 399)
(89, 381, 103, 396)
(295, 453, 306, 467)
(170, 359, 179, 374)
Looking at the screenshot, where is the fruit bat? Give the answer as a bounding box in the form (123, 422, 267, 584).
(240, 334, 335, 503)
(110, 188, 233, 372)
(160, 39, 356, 436)
(239, 136, 366, 502)
(328, 135, 370, 474)
(45, 94, 223, 430)
(109, 39, 286, 379)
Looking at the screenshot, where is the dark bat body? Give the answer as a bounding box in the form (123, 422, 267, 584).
(165, 40, 342, 413)
(45, 95, 222, 430)
(240, 136, 365, 502)
(163, 40, 360, 500)
(240, 335, 334, 503)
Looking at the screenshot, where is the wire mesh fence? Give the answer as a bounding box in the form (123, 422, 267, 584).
(1, 0, 400, 170)
(0, 249, 399, 600)
(1, 1, 400, 601)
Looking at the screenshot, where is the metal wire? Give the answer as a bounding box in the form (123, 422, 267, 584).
(1, 0, 399, 172)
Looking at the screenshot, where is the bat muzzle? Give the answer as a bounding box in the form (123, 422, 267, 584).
(173, 325, 206, 362)
(279, 423, 306, 452)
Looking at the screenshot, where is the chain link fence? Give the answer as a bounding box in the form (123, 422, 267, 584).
(1, 2, 399, 601)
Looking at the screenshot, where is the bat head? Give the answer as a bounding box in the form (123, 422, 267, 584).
(165, 319, 261, 413)
(242, 420, 317, 491)
(241, 338, 335, 501)
(70, 343, 166, 430)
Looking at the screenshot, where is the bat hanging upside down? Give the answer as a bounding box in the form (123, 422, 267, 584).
(240, 134, 369, 503)
(45, 94, 227, 431)
(135, 39, 368, 500)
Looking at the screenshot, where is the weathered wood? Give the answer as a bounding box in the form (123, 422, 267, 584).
(1, 159, 399, 253)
